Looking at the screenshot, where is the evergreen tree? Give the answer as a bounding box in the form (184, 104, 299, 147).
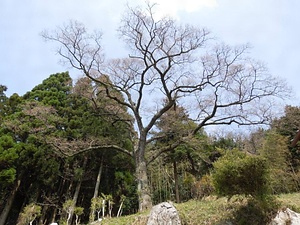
(270, 105, 300, 190)
(272, 105, 300, 170)
(149, 105, 214, 203)
(258, 131, 296, 193)
(0, 85, 8, 121)
(16, 73, 135, 223)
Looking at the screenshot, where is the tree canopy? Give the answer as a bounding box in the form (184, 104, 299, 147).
(42, 3, 288, 211)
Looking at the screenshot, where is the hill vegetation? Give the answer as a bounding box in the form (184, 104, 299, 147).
(0, 73, 299, 224)
(91, 193, 300, 225)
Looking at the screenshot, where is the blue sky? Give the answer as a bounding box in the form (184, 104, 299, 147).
(1, 0, 299, 106)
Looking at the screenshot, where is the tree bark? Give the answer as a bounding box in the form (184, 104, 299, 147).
(89, 157, 104, 222)
(93, 156, 104, 199)
(117, 200, 124, 217)
(173, 160, 180, 203)
(69, 157, 88, 224)
(49, 208, 58, 225)
(38, 204, 48, 225)
(136, 159, 152, 211)
(0, 179, 21, 225)
(49, 175, 66, 223)
(135, 137, 152, 211)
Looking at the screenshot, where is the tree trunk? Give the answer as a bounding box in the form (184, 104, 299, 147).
(108, 200, 113, 218)
(50, 173, 67, 223)
(97, 211, 101, 221)
(66, 212, 71, 225)
(69, 157, 88, 224)
(93, 156, 104, 199)
(49, 208, 58, 225)
(102, 199, 105, 218)
(136, 159, 152, 211)
(0, 179, 21, 225)
(75, 215, 79, 225)
(89, 156, 104, 223)
(173, 160, 180, 203)
(117, 201, 124, 217)
(135, 137, 152, 211)
(38, 204, 48, 225)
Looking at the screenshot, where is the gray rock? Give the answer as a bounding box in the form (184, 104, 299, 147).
(269, 208, 300, 225)
(147, 202, 181, 225)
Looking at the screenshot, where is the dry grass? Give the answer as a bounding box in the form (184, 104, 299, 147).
(91, 211, 149, 225)
(277, 192, 300, 212)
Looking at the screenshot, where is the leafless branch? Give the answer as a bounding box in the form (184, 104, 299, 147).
(48, 137, 133, 158)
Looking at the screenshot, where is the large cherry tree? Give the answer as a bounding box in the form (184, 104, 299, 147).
(42, 4, 288, 211)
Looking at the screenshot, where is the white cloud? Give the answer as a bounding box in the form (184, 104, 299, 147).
(148, 0, 218, 18)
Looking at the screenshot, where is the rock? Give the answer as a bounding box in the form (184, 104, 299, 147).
(147, 202, 181, 225)
(269, 208, 300, 225)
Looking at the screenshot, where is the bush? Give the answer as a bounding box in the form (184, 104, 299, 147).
(230, 196, 279, 225)
(212, 149, 270, 199)
(192, 174, 214, 199)
(17, 203, 41, 225)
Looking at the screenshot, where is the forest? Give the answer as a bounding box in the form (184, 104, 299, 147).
(1, 73, 300, 225)
(1, 3, 300, 225)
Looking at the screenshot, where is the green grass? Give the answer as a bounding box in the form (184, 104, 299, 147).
(90, 211, 149, 225)
(277, 192, 300, 212)
(175, 197, 240, 224)
(89, 193, 300, 225)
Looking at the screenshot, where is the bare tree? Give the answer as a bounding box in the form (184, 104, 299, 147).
(42, 3, 288, 211)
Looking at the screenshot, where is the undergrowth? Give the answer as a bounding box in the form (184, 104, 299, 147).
(90, 193, 300, 225)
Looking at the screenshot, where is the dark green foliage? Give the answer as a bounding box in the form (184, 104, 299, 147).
(212, 150, 281, 224)
(271, 105, 300, 172)
(149, 106, 216, 203)
(213, 136, 238, 150)
(23, 72, 72, 108)
(0, 135, 18, 187)
(4, 69, 293, 223)
(258, 131, 296, 194)
(0, 85, 8, 120)
(230, 196, 279, 225)
(0, 73, 136, 224)
(272, 106, 300, 137)
(114, 171, 138, 214)
(152, 188, 172, 204)
(212, 150, 270, 199)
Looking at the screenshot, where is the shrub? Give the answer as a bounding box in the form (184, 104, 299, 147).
(192, 174, 214, 199)
(212, 149, 270, 199)
(231, 196, 279, 225)
(17, 203, 41, 225)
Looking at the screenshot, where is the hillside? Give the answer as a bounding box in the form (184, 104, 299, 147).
(92, 193, 300, 225)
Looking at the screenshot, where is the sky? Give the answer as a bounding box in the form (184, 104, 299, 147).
(1, 0, 299, 106)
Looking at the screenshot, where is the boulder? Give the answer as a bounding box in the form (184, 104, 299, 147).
(147, 202, 181, 225)
(269, 208, 300, 225)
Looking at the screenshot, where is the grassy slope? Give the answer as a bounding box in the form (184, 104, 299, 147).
(277, 192, 300, 212)
(92, 193, 300, 225)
